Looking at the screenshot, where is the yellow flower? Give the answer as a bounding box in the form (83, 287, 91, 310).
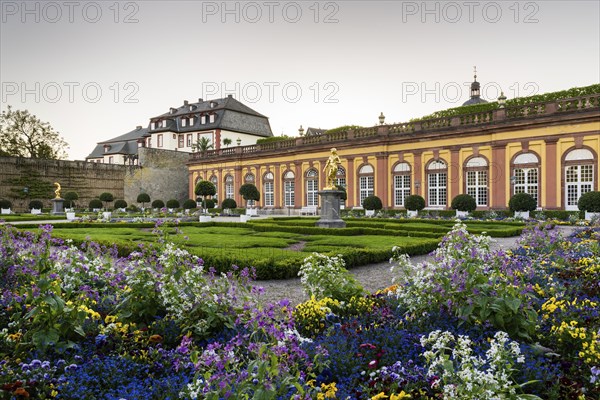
(390, 392, 412, 400)
(371, 393, 388, 400)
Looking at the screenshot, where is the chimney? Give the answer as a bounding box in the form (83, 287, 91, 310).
(227, 94, 233, 98)
(136, 125, 142, 130)
(198, 98, 203, 102)
(184, 100, 189, 106)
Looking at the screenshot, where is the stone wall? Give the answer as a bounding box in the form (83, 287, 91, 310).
(124, 148, 190, 207)
(0, 156, 129, 211)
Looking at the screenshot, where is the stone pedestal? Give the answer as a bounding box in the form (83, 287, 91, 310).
(316, 190, 346, 228)
(51, 198, 65, 215)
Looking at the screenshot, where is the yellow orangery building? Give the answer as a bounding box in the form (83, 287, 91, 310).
(187, 86, 600, 212)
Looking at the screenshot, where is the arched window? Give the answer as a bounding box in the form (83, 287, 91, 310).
(263, 172, 274, 207)
(305, 169, 319, 207)
(427, 160, 447, 207)
(512, 152, 540, 207)
(465, 156, 488, 207)
(225, 175, 234, 199)
(564, 148, 595, 211)
(283, 171, 295, 207)
(393, 162, 411, 207)
(210, 175, 218, 202)
(358, 164, 374, 205)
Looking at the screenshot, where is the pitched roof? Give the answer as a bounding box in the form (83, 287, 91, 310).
(306, 127, 327, 136)
(86, 126, 146, 159)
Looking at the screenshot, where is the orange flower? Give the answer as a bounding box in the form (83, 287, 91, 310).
(149, 334, 163, 343)
(14, 387, 30, 398)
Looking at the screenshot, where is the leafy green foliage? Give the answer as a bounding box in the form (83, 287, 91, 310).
(166, 199, 180, 209)
(151, 199, 165, 209)
(191, 136, 214, 152)
(0, 199, 11, 208)
(0, 105, 69, 159)
(405, 195, 426, 211)
(114, 199, 128, 209)
(451, 194, 477, 212)
(89, 199, 103, 209)
(137, 193, 150, 206)
(2, 168, 53, 200)
(324, 125, 363, 135)
(99, 192, 114, 210)
(183, 199, 197, 210)
(299, 253, 364, 302)
(64, 191, 78, 208)
(28, 200, 43, 210)
(195, 180, 216, 210)
(204, 199, 216, 209)
(509, 193, 537, 212)
(256, 135, 293, 144)
(362, 195, 383, 210)
(577, 191, 600, 212)
(221, 198, 237, 210)
(239, 183, 260, 202)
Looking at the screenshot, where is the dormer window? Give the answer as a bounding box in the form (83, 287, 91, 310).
(201, 115, 206, 124)
(104, 145, 111, 153)
(181, 118, 187, 127)
(209, 113, 216, 123)
(162, 120, 167, 128)
(189, 116, 194, 125)
(210, 101, 217, 108)
(151, 122, 156, 130)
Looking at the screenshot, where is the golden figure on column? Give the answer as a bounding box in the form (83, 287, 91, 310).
(323, 148, 342, 190)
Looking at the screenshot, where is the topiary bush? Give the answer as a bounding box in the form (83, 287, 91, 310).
(509, 193, 536, 212)
(89, 199, 103, 210)
(221, 198, 237, 210)
(578, 191, 600, 212)
(183, 199, 197, 210)
(195, 180, 216, 210)
(99, 192, 114, 210)
(64, 191, 79, 209)
(166, 199, 180, 209)
(126, 204, 139, 212)
(405, 194, 426, 211)
(204, 199, 216, 209)
(152, 199, 165, 209)
(29, 200, 43, 210)
(362, 195, 383, 211)
(114, 199, 128, 209)
(0, 199, 12, 209)
(239, 183, 260, 203)
(451, 194, 477, 212)
(137, 193, 150, 208)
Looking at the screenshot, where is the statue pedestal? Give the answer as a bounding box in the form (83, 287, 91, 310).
(51, 198, 65, 215)
(316, 190, 346, 228)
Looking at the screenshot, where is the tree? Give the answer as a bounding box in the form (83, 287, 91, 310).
(195, 180, 216, 213)
(239, 183, 260, 208)
(137, 193, 150, 209)
(0, 106, 68, 159)
(99, 192, 114, 210)
(64, 191, 79, 209)
(192, 137, 213, 153)
(223, 138, 232, 147)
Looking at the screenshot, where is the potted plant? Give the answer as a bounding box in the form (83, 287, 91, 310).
(151, 199, 165, 211)
(195, 180, 216, 216)
(577, 191, 600, 221)
(114, 199, 128, 213)
(239, 183, 260, 217)
(451, 194, 477, 218)
(29, 200, 43, 214)
(166, 199, 180, 213)
(183, 199, 197, 214)
(137, 193, 150, 211)
(362, 195, 382, 217)
(221, 198, 237, 216)
(405, 194, 425, 217)
(0, 199, 12, 215)
(99, 192, 114, 219)
(89, 199, 103, 212)
(509, 193, 536, 219)
(64, 191, 78, 212)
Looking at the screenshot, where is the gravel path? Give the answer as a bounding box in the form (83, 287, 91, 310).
(254, 225, 579, 306)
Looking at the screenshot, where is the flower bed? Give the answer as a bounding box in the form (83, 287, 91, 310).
(0, 222, 599, 399)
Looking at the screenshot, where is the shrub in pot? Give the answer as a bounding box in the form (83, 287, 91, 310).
(89, 199, 103, 210)
(205, 199, 216, 209)
(221, 198, 237, 214)
(151, 199, 165, 209)
(509, 193, 536, 219)
(183, 199, 197, 210)
(99, 192, 114, 210)
(64, 191, 79, 209)
(137, 193, 150, 209)
(29, 200, 43, 211)
(578, 191, 600, 220)
(239, 183, 260, 214)
(195, 180, 216, 212)
(451, 194, 477, 216)
(166, 199, 180, 210)
(114, 199, 128, 210)
(405, 195, 425, 211)
(362, 195, 382, 216)
(0, 199, 12, 213)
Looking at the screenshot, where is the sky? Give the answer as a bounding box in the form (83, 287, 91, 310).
(1, 0, 599, 160)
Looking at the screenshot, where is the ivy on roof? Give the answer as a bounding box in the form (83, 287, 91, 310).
(411, 83, 600, 122)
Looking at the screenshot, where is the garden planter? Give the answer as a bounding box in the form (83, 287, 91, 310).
(585, 211, 600, 221)
(456, 210, 469, 218)
(407, 210, 418, 218)
(102, 211, 112, 220)
(1, 208, 10, 215)
(365, 209, 375, 217)
(246, 208, 258, 216)
(514, 211, 530, 219)
(31, 208, 41, 215)
(199, 215, 212, 223)
(93, 208, 101, 212)
(66, 212, 76, 220)
(240, 214, 252, 223)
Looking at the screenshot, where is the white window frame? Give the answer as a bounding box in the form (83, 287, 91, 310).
(225, 175, 234, 199)
(306, 169, 319, 207)
(264, 172, 274, 207)
(427, 160, 447, 207)
(284, 171, 295, 207)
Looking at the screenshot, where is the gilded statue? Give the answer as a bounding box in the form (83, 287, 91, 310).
(323, 148, 342, 190)
(54, 182, 61, 199)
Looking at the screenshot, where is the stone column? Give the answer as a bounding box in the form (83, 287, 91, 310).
(316, 190, 346, 228)
(544, 138, 559, 209)
(491, 143, 507, 208)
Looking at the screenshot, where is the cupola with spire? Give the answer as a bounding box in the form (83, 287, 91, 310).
(462, 66, 488, 106)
